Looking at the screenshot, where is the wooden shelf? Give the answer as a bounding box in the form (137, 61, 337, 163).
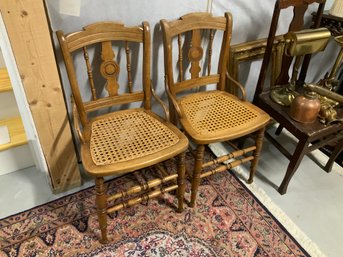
(0, 68, 12, 93)
(0, 117, 27, 151)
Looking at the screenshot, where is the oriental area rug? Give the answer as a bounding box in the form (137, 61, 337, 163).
(0, 150, 310, 257)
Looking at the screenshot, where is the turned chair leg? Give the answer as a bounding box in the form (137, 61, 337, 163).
(176, 152, 186, 213)
(248, 127, 265, 183)
(95, 177, 109, 244)
(190, 144, 205, 208)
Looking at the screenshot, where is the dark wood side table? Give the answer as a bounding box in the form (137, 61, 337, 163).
(258, 92, 343, 194)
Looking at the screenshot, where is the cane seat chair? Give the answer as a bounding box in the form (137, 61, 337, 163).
(57, 21, 188, 243)
(254, 0, 343, 194)
(160, 12, 270, 207)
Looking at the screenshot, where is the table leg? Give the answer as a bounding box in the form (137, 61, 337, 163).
(278, 139, 309, 195)
(324, 138, 343, 172)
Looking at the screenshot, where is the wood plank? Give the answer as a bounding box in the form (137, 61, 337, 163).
(0, 116, 27, 151)
(0, 0, 81, 192)
(0, 68, 12, 92)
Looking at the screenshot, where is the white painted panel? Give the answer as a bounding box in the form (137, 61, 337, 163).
(59, 0, 81, 17)
(0, 144, 35, 176)
(0, 91, 20, 119)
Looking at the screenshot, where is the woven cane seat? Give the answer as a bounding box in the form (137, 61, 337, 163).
(89, 110, 180, 166)
(179, 91, 268, 143)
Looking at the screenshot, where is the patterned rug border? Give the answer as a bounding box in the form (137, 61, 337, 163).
(222, 169, 311, 257)
(235, 167, 326, 257)
(209, 143, 327, 257)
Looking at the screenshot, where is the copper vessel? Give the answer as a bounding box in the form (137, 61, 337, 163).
(289, 89, 321, 123)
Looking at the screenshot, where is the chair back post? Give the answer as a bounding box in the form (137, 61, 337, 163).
(160, 19, 175, 97)
(253, 0, 281, 103)
(253, 0, 326, 103)
(142, 21, 152, 110)
(298, 1, 325, 82)
(57, 30, 89, 128)
(217, 12, 233, 91)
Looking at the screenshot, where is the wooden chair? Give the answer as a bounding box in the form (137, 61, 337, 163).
(254, 0, 343, 194)
(160, 12, 270, 207)
(57, 21, 188, 243)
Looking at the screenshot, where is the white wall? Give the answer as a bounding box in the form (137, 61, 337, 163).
(45, 0, 339, 104)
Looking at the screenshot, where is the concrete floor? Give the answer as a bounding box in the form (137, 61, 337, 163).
(0, 165, 95, 219)
(0, 125, 342, 257)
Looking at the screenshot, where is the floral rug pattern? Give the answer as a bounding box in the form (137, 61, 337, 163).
(0, 151, 309, 256)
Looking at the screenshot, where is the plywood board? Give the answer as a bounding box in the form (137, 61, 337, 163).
(0, 0, 81, 192)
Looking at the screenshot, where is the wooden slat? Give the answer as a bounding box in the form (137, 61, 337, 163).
(67, 31, 143, 52)
(0, 0, 81, 192)
(83, 92, 145, 112)
(166, 14, 226, 37)
(174, 74, 220, 93)
(0, 68, 12, 92)
(279, 0, 325, 9)
(0, 117, 27, 151)
(189, 29, 202, 79)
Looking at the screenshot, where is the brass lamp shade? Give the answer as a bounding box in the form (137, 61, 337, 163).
(284, 28, 331, 56)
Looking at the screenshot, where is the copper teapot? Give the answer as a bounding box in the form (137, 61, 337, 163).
(289, 88, 320, 123)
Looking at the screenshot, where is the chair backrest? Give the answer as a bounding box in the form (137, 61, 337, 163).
(254, 0, 326, 102)
(160, 12, 232, 98)
(57, 21, 151, 129)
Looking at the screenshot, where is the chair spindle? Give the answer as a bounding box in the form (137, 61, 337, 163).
(125, 41, 133, 93)
(208, 29, 214, 76)
(83, 46, 97, 100)
(178, 34, 183, 82)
